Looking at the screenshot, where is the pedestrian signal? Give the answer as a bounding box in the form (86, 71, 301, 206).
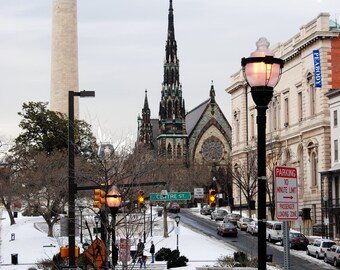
(209, 189, 217, 208)
(94, 189, 106, 208)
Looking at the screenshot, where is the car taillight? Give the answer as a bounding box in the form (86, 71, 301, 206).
(320, 248, 324, 253)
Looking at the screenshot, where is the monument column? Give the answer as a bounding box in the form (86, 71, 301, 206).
(50, 0, 79, 118)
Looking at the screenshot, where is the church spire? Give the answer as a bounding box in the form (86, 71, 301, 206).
(143, 89, 149, 110)
(166, 0, 177, 64)
(138, 89, 153, 147)
(142, 89, 150, 123)
(210, 80, 216, 104)
(158, 0, 187, 160)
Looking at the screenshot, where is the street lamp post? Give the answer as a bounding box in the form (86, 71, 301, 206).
(241, 38, 284, 270)
(175, 215, 180, 252)
(79, 206, 84, 244)
(94, 215, 100, 237)
(106, 185, 122, 270)
(68, 90, 95, 266)
(324, 195, 329, 239)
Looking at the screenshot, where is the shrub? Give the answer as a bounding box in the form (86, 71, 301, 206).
(167, 255, 188, 269)
(217, 252, 258, 268)
(22, 206, 40, 217)
(155, 247, 172, 261)
(155, 247, 188, 268)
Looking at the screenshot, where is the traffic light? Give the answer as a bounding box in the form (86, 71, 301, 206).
(94, 189, 106, 208)
(209, 189, 217, 208)
(138, 190, 145, 209)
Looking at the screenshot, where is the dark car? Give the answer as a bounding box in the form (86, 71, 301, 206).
(200, 205, 214, 215)
(223, 213, 241, 225)
(211, 209, 228, 221)
(283, 231, 309, 250)
(217, 222, 238, 237)
(167, 202, 180, 213)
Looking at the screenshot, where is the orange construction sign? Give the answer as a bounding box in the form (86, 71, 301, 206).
(85, 238, 107, 267)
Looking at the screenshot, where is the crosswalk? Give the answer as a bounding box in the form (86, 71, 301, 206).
(114, 262, 167, 270)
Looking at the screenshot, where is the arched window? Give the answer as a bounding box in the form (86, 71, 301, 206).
(167, 100, 172, 118)
(307, 72, 316, 116)
(234, 110, 240, 144)
(167, 143, 172, 159)
(311, 151, 318, 186)
(270, 96, 279, 130)
(177, 144, 182, 158)
(307, 141, 318, 187)
(175, 100, 179, 118)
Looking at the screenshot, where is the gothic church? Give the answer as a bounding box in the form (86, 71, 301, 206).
(137, 0, 232, 173)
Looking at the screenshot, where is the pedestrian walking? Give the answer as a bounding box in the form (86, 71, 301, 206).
(150, 241, 155, 263)
(137, 239, 145, 257)
(138, 255, 147, 269)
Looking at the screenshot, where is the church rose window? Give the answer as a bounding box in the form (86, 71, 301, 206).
(202, 137, 223, 161)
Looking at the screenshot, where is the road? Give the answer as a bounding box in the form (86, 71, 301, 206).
(175, 208, 336, 270)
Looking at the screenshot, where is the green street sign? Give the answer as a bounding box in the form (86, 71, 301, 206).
(150, 192, 191, 201)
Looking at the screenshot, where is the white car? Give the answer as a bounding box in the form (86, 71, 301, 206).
(237, 217, 253, 231)
(306, 239, 336, 259)
(266, 221, 283, 243)
(324, 245, 340, 266)
(247, 220, 258, 235)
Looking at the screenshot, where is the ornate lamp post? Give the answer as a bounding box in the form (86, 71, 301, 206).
(174, 215, 181, 251)
(241, 37, 284, 270)
(106, 185, 122, 270)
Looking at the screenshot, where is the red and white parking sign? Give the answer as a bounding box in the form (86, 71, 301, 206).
(275, 166, 298, 221)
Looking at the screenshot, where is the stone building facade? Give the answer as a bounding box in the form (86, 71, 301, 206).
(226, 13, 340, 236)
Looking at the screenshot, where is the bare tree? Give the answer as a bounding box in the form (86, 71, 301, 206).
(0, 139, 24, 225)
(0, 159, 16, 225)
(16, 150, 69, 237)
(266, 137, 284, 220)
(231, 148, 258, 217)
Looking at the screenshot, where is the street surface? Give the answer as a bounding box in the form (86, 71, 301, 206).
(176, 208, 337, 270)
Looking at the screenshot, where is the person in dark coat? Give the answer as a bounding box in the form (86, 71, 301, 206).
(150, 241, 155, 263)
(137, 239, 144, 257)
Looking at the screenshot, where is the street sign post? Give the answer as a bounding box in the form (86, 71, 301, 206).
(275, 166, 298, 270)
(60, 267, 84, 270)
(275, 166, 298, 221)
(150, 192, 191, 201)
(194, 188, 204, 199)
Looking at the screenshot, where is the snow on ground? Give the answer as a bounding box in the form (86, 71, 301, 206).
(0, 206, 282, 270)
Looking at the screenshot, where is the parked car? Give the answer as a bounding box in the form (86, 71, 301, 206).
(217, 222, 238, 237)
(247, 220, 258, 235)
(223, 213, 241, 225)
(210, 209, 228, 221)
(266, 221, 283, 243)
(306, 239, 337, 259)
(324, 245, 340, 266)
(283, 231, 309, 250)
(200, 205, 214, 215)
(237, 217, 253, 231)
(167, 202, 180, 213)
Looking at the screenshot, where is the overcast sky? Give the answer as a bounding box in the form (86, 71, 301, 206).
(0, 0, 339, 144)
